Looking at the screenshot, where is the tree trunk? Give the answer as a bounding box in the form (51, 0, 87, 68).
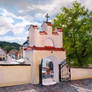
(75, 49, 83, 66)
(77, 55, 83, 66)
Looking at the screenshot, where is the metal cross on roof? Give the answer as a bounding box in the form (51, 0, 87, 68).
(45, 13, 50, 22)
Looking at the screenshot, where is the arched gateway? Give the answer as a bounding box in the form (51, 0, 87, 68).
(40, 56, 65, 85)
(24, 21, 71, 85)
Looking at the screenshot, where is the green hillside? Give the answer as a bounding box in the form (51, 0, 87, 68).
(0, 41, 20, 53)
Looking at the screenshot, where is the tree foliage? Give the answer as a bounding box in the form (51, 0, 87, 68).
(53, 1, 92, 66)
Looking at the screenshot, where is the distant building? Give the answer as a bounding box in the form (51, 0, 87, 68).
(23, 36, 29, 48)
(9, 49, 18, 59)
(18, 46, 23, 59)
(22, 36, 30, 63)
(0, 48, 7, 61)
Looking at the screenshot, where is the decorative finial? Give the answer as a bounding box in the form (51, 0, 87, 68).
(45, 13, 50, 22)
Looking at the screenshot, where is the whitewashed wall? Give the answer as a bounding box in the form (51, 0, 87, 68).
(71, 68, 92, 80)
(0, 65, 31, 87)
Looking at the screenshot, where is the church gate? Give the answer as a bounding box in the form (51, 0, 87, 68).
(39, 59, 43, 85)
(39, 56, 59, 85)
(59, 60, 71, 82)
(39, 58, 71, 85)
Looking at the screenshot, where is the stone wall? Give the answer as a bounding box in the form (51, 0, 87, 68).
(71, 68, 92, 80)
(0, 64, 31, 87)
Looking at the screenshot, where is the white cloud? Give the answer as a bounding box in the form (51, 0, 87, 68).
(12, 19, 30, 34)
(0, 16, 13, 35)
(78, 0, 92, 10)
(18, 0, 74, 17)
(0, 0, 92, 43)
(0, 8, 41, 43)
(0, 36, 26, 44)
(18, 0, 92, 21)
(36, 0, 74, 15)
(0, 8, 31, 35)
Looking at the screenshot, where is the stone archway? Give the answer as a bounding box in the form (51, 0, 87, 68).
(39, 55, 62, 85)
(31, 49, 66, 84)
(42, 59, 55, 85)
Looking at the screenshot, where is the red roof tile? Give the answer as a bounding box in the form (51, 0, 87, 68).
(31, 25, 38, 30)
(45, 22, 52, 26)
(24, 46, 33, 50)
(24, 46, 65, 51)
(40, 31, 48, 35)
(52, 32, 58, 35)
(57, 28, 63, 32)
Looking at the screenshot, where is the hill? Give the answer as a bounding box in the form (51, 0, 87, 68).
(0, 41, 20, 53)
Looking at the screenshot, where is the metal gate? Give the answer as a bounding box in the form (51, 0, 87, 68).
(39, 59, 43, 85)
(59, 60, 71, 82)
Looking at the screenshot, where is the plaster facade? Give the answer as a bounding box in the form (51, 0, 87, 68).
(29, 22, 63, 48)
(31, 50, 66, 84)
(0, 48, 7, 61)
(0, 65, 31, 87)
(24, 21, 66, 84)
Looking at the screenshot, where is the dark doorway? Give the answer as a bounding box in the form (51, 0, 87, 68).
(39, 59, 43, 85)
(48, 62, 54, 78)
(39, 59, 56, 85)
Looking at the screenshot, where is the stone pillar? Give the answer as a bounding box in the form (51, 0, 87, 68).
(30, 62, 34, 83)
(53, 64, 59, 82)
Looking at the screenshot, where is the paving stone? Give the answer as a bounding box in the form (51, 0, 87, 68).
(0, 79, 92, 92)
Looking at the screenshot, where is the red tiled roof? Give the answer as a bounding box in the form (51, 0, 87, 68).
(24, 46, 32, 50)
(24, 46, 65, 51)
(40, 31, 48, 35)
(31, 25, 37, 27)
(31, 25, 38, 30)
(45, 22, 52, 26)
(57, 28, 63, 32)
(52, 32, 59, 35)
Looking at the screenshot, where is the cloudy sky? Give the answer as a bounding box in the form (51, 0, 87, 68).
(0, 0, 92, 44)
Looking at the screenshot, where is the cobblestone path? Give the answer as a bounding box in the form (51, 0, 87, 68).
(0, 79, 92, 92)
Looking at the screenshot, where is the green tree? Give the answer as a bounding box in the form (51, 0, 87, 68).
(53, 1, 92, 66)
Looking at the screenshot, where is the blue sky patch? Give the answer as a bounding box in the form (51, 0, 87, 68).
(12, 18, 23, 25)
(0, 8, 4, 15)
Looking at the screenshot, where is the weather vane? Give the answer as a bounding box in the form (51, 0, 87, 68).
(45, 13, 50, 22)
